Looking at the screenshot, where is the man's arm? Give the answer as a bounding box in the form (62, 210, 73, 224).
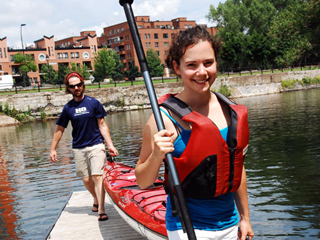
(50, 125, 65, 162)
(97, 118, 118, 156)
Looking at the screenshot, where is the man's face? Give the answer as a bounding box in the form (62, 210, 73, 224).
(68, 77, 84, 98)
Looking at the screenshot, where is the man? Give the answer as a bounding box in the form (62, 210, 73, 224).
(50, 71, 118, 221)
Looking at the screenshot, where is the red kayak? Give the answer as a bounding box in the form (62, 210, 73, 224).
(103, 156, 168, 239)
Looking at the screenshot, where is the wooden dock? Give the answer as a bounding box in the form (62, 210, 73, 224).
(47, 191, 146, 240)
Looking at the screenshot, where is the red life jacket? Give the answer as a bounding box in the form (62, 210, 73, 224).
(158, 92, 249, 198)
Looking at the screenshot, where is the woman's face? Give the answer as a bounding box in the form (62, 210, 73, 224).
(173, 40, 217, 94)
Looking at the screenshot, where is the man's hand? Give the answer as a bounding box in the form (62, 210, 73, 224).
(50, 149, 58, 162)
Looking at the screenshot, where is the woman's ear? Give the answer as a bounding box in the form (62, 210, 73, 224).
(173, 60, 181, 76)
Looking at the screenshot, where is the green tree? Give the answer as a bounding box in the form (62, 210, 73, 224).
(14, 53, 37, 87)
(268, 0, 318, 65)
(40, 64, 58, 84)
(93, 47, 116, 82)
(58, 64, 69, 85)
(111, 52, 125, 81)
(125, 61, 141, 81)
(146, 49, 164, 78)
(68, 62, 91, 80)
(206, 0, 276, 69)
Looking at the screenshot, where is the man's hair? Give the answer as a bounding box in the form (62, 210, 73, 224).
(64, 71, 85, 94)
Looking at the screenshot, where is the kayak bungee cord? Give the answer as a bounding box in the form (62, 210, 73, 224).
(119, 1, 197, 239)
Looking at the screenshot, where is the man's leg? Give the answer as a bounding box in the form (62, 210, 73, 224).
(92, 175, 106, 215)
(73, 148, 99, 211)
(88, 144, 108, 220)
(82, 176, 99, 208)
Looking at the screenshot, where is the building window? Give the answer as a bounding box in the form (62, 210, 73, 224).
(63, 53, 68, 59)
(145, 42, 148, 48)
(109, 30, 111, 36)
(167, 24, 171, 29)
(154, 33, 158, 39)
(149, 42, 151, 48)
(155, 42, 159, 48)
(0, 48, 2, 58)
(125, 35, 130, 41)
(126, 44, 131, 50)
(138, 25, 142, 28)
(145, 34, 147, 39)
(121, 27, 124, 32)
(113, 29, 115, 34)
(51, 47, 54, 57)
(156, 51, 160, 56)
(148, 34, 150, 39)
(76, 52, 79, 58)
(156, 25, 160, 28)
(163, 33, 168, 39)
(4, 48, 7, 58)
(34, 77, 38, 84)
(117, 28, 119, 33)
(184, 25, 188, 28)
(189, 25, 193, 28)
(58, 53, 62, 59)
(71, 52, 75, 59)
(164, 42, 169, 48)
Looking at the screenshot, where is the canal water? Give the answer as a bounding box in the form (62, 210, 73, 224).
(0, 88, 319, 239)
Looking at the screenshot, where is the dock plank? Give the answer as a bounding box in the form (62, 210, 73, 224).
(47, 191, 146, 240)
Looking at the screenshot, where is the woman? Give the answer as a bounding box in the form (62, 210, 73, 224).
(135, 26, 254, 240)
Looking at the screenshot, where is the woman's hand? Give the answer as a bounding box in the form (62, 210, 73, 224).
(152, 130, 175, 160)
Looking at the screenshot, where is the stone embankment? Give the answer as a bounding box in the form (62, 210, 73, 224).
(0, 69, 319, 127)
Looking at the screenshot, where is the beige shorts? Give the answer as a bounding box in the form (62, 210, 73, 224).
(72, 143, 106, 178)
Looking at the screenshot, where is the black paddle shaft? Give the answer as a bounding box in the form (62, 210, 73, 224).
(119, 1, 196, 239)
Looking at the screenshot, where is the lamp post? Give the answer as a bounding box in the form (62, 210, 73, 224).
(20, 24, 26, 55)
(46, 54, 51, 83)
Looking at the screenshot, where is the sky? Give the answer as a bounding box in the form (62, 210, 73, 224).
(0, 0, 225, 49)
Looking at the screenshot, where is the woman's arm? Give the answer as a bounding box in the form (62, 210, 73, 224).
(235, 166, 254, 240)
(135, 114, 174, 189)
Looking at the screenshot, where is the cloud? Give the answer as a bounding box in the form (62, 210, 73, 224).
(0, 0, 224, 48)
(133, 0, 180, 19)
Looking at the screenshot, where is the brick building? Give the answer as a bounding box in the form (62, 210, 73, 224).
(0, 31, 99, 86)
(99, 16, 218, 76)
(0, 16, 218, 85)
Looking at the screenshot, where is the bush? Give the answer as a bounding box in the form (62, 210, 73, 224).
(281, 79, 298, 89)
(218, 85, 231, 97)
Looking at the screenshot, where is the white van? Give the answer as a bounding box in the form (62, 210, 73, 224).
(0, 75, 14, 90)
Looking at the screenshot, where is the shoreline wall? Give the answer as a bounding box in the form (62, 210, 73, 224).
(0, 70, 319, 121)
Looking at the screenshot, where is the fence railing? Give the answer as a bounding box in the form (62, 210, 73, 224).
(1, 63, 319, 95)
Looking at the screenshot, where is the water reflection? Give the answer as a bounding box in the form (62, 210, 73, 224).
(237, 89, 320, 239)
(0, 89, 319, 239)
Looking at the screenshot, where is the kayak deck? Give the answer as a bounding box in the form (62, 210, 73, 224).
(103, 160, 168, 239)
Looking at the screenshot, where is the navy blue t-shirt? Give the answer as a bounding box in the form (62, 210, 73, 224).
(56, 95, 107, 148)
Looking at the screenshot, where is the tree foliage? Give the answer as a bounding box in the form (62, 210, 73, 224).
(40, 64, 58, 84)
(68, 62, 91, 79)
(125, 60, 141, 81)
(14, 53, 37, 86)
(146, 49, 164, 78)
(206, 0, 320, 69)
(93, 47, 117, 82)
(111, 53, 125, 81)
